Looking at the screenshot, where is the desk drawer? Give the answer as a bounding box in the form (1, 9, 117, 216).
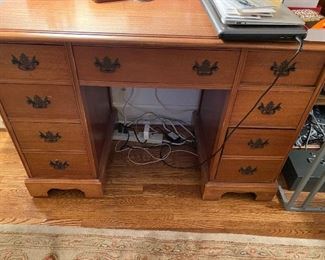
(0, 44, 71, 84)
(0, 84, 79, 120)
(223, 128, 296, 157)
(24, 152, 94, 179)
(241, 50, 325, 87)
(12, 122, 87, 151)
(216, 157, 283, 183)
(230, 87, 313, 128)
(74, 46, 240, 88)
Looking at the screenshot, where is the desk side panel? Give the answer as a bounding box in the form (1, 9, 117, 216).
(80, 86, 114, 177)
(195, 90, 229, 183)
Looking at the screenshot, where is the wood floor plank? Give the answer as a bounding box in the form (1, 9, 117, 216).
(0, 131, 324, 239)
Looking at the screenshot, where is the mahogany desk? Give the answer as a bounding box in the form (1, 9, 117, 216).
(0, 0, 324, 200)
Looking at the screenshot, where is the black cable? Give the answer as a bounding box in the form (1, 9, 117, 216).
(129, 127, 148, 145)
(117, 126, 149, 151)
(121, 125, 166, 150)
(159, 144, 199, 169)
(161, 36, 304, 169)
(117, 128, 130, 151)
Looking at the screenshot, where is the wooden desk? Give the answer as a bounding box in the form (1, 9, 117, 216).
(0, 0, 324, 200)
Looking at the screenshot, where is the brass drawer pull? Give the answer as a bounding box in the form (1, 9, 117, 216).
(193, 59, 218, 76)
(39, 131, 61, 143)
(258, 101, 281, 115)
(11, 53, 39, 71)
(239, 166, 257, 175)
(270, 60, 296, 77)
(26, 95, 51, 109)
(248, 138, 269, 149)
(49, 160, 69, 170)
(95, 56, 120, 73)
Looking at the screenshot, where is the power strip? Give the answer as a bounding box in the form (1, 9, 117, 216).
(112, 130, 163, 144)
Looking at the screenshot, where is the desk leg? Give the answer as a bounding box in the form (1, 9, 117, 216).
(25, 179, 104, 198)
(202, 181, 277, 201)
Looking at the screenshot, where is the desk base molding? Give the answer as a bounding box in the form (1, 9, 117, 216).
(202, 181, 277, 201)
(25, 178, 104, 198)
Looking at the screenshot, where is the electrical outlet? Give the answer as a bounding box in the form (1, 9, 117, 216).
(113, 130, 163, 144)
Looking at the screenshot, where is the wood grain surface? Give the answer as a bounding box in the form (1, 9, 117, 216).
(0, 131, 324, 239)
(223, 128, 297, 157)
(11, 122, 87, 152)
(0, 84, 80, 120)
(74, 46, 240, 88)
(0, 0, 324, 229)
(0, 44, 71, 85)
(23, 152, 94, 179)
(230, 87, 314, 129)
(0, 0, 216, 39)
(216, 157, 284, 183)
(1, 0, 325, 51)
(241, 50, 325, 87)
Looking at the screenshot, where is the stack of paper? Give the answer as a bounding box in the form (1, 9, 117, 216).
(213, 0, 278, 21)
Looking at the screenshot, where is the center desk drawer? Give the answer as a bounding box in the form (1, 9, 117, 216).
(0, 44, 71, 84)
(73, 46, 240, 88)
(230, 87, 313, 128)
(24, 153, 94, 179)
(223, 128, 296, 157)
(0, 84, 79, 120)
(11, 122, 87, 151)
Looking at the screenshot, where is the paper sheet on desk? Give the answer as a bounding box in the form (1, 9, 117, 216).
(305, 20, 325, 42)
(305, 29, 325, 42)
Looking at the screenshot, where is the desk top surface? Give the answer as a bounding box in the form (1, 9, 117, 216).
(0, 0, 323, 50)
(0, 0, 220, 44)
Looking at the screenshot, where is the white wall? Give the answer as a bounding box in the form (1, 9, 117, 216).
(111, 87, 201, 124)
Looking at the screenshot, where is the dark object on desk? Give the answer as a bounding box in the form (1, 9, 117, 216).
(283, 150, 325, 192)
(201, 0, 307, 41)
(320, 0, 325, 15)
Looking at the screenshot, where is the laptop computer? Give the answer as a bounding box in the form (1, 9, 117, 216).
(213, 0, 305, 26)
(201, 0, 307, 41)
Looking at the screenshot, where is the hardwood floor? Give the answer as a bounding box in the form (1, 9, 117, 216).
(0, 131, 324, 239)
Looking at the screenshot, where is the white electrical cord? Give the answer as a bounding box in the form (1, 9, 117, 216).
(119, 87, 196, 125)
(124, 112, 195, 142)
(295, 110, 325, 149)
(310, 110, 325, 137)
(115, 140, 130, 153)
(115, 89, 197, 165)
(163, 140, 187, 146)
(154, 88, 196, 114)
(126, 111, 191, 127)
(122, 88, 135, 126)
(170, 149, 199, 157)
(115, 135, 198, 166)
(127, 144, 172, 166)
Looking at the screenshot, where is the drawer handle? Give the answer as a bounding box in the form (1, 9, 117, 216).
(11, 53, 39, 71)
(39, 131, 61, 143)
(270, 60, 296, 77)
(239, 166, 257, 176)
(26, 95, 51, 109)
(49, 160, 69, 170)
(248, 138, 269, 149)
(257, 101, 281, 115)
(95, 56, 120, 73)
(193, 60, 218, 76)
